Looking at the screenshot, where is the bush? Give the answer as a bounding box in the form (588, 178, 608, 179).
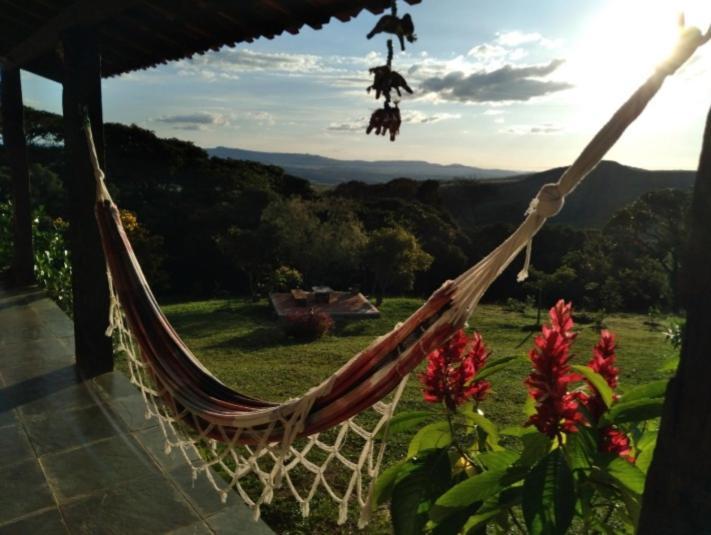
(283, 309, 334, 341)
(0, 202, 73, 314)
(0, 201, 12, 272)
(502, 297, 527, 314)
(33, 212, 73, 314)
(269, 266, 303, 292)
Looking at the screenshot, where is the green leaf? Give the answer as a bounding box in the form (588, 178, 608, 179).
(604, 457, 646, 495)
(407, 421, 452, 459)
(475, 356, 518, 381)
(602, 397, 664, 425)
(572, 365, 614, 408)
(635, 428, 657, 452)
(522, 449, 575, 535)
(462, 509, 503, 534)
(372, 461, 406, 506)
(479, 450, 521, 471)
(430, 466, 528, 523)
(500, 426, 533, 437)
(658, 356, 679, 372)
(564, 426, 597, 473)
(524, 395, 537, 417)
(459, 407, 500, 446)
(377, 410, 432, 439)
(620, 380, 668, 403)
(519, 432, 553, 468)
(429, 504, 481, 535)
(391, 450, 452, 535)
(636, 437, 657, 475)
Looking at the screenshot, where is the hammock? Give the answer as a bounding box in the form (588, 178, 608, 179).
(90, 27, 708, 527)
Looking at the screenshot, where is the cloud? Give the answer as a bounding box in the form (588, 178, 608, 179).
(327, 119, 366, 132)
(155, 112, 227, 126)
(173, 47, 381, 82)
(420, 59, 573, 103)
(180, 48, 321, 75)
(327, 110, 460, 133)
(153, 110, 276, 129)
(504, 123, 563, 135)
(494, 31, 560, 49)
(401, 110, 461, 124)
(171, 124, 206, 131)
(245, 111, 276, 126)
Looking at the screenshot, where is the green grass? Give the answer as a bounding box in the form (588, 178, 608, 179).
(119, 298, 679, 534)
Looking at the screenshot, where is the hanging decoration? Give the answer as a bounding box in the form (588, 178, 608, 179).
(365, 0, 416, 142)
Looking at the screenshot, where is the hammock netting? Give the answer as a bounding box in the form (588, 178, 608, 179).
(88, 27, 708, 527)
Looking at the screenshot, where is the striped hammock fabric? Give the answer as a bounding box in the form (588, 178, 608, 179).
(89, 27, 708, 527)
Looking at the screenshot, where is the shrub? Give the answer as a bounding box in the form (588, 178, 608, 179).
(503, 297, 527, 314)
(0, 201, 12, 272)
(269, 266, 303, 292)
(0, 202, 73, 314)
(664, 321, 684, 350)
(33, 212, 73, 314)
(283, 309, 334, 341)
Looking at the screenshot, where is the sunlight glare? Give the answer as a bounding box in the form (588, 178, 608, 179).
(562, 0, 710, 128)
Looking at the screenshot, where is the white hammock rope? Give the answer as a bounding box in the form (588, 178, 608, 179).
(89, 25, 708, 527)
(106, 270, 408, 526)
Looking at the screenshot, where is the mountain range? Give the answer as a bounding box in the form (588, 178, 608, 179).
(207, 146, 518, 184)
(439, 161, 695, 228)
(207, 146, 695, 229)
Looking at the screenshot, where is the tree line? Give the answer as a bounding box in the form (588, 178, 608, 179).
(0, 107, 690, 312)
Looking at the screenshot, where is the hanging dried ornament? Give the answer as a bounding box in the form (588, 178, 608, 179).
(366, 13, 417, 51)
(365, 0, 415, 142)
(367, 65, 413, 100)
(366, 101, 401, 141)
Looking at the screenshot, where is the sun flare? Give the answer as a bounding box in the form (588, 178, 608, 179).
(560, 0, 710, 131)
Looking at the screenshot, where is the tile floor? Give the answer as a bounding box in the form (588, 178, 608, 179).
(0, 285, 273, 534)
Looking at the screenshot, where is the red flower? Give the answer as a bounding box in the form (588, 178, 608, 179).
(589, 330, 619, 389)
(550, 299, 576, 341)
(584, 330, 621, 422)
(524, 300, 585, 439)
(420, 330, 491, 410)
(600, 426, 635, 463)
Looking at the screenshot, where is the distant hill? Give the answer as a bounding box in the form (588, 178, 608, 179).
(440, 161, 695, 229)
(207, 146, 519, 184)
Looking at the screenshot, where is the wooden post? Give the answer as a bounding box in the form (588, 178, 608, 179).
(61, 27, 113, 377)
(0, 66, 35, 286)
(638, 106, 711, 533)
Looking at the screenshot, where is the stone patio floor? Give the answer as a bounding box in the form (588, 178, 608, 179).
(0, 285, 274, 534)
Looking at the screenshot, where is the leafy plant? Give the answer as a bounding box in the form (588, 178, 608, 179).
(0, 202, 73, 314)
(374, 300, 665, 534)
(269, 265, 303, 292)
(283, 309, 334, 341)
(0, 201, 13, 271)
(32, 211, 73, 314)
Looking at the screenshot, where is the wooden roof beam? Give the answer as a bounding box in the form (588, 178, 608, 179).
(2, 0, 140, 70)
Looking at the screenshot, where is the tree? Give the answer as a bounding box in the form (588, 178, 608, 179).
(0, 105, 63, 146)
(605, 189, 691, 310)
(216, 225, 278, 300)
(262, 197, 367, 287)
(363, 226, 433, 306)
(638, 107, 711, 533)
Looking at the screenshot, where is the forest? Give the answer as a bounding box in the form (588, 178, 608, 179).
(0, 107, 692, 314)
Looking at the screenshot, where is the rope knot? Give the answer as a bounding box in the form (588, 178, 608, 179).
(529, 183, 564, 219)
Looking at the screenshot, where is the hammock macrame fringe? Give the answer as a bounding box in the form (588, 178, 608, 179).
(88, 25, 708, 527)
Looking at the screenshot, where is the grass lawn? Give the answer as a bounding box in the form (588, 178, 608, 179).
(117, 297, 679, 534)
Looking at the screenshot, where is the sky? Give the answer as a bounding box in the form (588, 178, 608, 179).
(20, 0, 711, 172)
